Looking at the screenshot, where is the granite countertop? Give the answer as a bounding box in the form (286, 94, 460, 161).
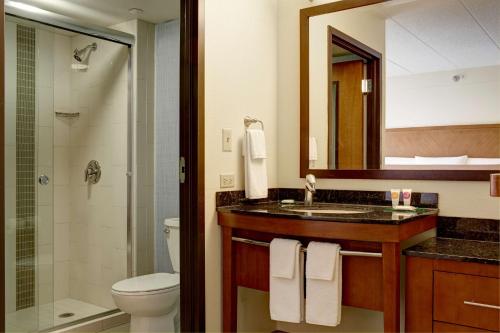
(217, 202, 438, 225)
(404, 237, 500, 265)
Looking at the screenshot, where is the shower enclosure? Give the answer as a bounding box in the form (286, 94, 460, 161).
(5, 15, 131, 332)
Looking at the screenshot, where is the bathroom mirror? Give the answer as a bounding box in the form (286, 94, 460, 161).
(300, 0, 500, 180)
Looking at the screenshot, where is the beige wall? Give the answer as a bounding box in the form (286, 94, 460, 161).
(204, 0, 279, 331)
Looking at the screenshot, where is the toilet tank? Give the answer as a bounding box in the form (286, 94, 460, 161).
(164, 218, 180, 272)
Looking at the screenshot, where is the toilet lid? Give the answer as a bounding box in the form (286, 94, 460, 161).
(112, 273, 180, 293)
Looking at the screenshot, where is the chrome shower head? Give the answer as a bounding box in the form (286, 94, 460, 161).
(73, 42, 97, 62)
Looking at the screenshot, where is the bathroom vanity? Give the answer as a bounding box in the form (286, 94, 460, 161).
(217, 201, 438, 332)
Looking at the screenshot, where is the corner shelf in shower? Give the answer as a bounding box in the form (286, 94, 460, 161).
(55, 112, 80, 118)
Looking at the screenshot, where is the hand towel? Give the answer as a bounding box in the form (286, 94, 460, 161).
(305, 242, 342, 327)
(309, 137, 318, 161)
(270, 239, 304, 323)
(247, 128, 267, 159)
(243, 129, 268, 199)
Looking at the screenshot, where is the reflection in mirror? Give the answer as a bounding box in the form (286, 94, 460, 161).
(305, 0, 500, 172)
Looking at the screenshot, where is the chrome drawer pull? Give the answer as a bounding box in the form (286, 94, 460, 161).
(464, 301, 500, 310)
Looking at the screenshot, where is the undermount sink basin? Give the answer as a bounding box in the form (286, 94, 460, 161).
(285, 208, 372, 214)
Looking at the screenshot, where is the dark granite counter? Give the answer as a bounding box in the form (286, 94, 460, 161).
(404, 237, 499, 265)
(217, 202, 438, 225)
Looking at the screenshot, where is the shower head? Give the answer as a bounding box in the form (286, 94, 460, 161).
(73, 42, 97, 62)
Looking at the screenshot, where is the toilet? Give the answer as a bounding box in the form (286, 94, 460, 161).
(111, 218, 180, 332)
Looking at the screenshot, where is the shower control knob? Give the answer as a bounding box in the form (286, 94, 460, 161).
(38, 174, 50, 186)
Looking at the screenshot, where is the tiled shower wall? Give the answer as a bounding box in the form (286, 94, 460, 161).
(67, 35, 129, 309)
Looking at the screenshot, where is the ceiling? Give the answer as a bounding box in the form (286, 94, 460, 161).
(11, 0, 180, 26)
(374, 0, 500, 76)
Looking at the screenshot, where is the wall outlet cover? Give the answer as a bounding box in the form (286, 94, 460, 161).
(220, 174, 235, 188)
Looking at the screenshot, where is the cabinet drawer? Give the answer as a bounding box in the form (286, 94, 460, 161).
(433, 321, 492, 332)
(434, 271, 500, 332)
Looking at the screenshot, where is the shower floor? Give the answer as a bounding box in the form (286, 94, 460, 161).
(6, 298, 109, 332)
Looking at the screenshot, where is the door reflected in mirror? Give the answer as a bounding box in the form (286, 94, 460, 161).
(303, 0, 500, 173)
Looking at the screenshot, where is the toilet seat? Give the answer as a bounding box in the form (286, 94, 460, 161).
(111, 273, 180, 296)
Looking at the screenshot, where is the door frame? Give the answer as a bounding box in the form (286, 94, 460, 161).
(179, 0, 206, 331)
(0, 0, 206, 331)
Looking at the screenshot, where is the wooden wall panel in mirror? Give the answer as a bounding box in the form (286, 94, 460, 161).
(300, 0, 500, 180)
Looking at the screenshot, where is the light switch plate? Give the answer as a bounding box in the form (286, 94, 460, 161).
(222, 128, 232, 152)
(220, 174, 235, 188)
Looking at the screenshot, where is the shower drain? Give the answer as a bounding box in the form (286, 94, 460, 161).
(58, 312, 75, 318)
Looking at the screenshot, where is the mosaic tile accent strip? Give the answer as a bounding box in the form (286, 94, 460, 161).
(16, 25, 36, 310)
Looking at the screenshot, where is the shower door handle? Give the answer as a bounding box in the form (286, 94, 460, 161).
(38, 175, 50, 185)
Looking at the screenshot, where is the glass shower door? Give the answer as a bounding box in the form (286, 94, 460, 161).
(5, 19, 56, 332)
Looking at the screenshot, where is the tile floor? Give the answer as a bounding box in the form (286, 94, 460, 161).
(6, 298, 110, 332)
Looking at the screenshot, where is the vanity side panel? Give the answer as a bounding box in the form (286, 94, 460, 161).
(405, 256, 433, 332)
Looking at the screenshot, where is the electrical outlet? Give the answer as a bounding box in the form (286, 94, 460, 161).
(222, 128, 232, 152)
(220, 174, 235, 188)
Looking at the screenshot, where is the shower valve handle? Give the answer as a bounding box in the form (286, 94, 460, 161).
(84, 160, 101, 184)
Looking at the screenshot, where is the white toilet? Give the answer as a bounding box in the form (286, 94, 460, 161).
(112, 218, 180, 332)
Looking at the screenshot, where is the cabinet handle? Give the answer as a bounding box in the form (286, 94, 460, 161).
(464, 301, 500, 310)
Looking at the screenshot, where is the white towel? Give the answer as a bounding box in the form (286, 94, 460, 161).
(270, 239, 304, 323)
(305, 242, 342, 327)
(243, 129, 268, 199)
(309, 137, 318, 161)
(247, 129, 267, 159)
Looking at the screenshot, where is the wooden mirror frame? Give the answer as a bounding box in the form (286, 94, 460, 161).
(299, 0, 499, 181)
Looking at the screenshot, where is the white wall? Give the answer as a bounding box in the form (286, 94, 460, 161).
(204, 0, 279, 331)
(386, 65, 500, 128)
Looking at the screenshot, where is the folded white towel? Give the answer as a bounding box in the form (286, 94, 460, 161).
(309, 137, 318, 161)
(270, 239, 304, 323)
(247, 129, 267, 159)
(306, 242, 342, 327)
(243, 129, 268, 199)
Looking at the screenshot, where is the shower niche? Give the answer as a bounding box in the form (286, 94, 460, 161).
(5, 16, 130, 331)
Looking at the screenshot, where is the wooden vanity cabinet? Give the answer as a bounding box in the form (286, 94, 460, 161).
(406, 257, 500, 332)
(219, 212, 437, 332)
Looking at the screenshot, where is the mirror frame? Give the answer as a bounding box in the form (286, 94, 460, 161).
(299, 0, 499, 181)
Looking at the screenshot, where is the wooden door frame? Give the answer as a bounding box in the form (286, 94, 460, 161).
(327, 25, 381, 170)
(180, 0, 206, 331)
(0, 0, 206, 331)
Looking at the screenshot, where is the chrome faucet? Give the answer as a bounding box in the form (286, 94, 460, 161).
(304, 174, 316, 206)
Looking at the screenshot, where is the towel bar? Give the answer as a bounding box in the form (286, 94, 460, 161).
(244, 116, 264, 130)
(232, 237, 383, 258)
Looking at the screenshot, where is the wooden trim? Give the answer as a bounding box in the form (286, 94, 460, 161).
(218, 212, 436, 243)
(385, 124, 500, 132)
(299, 0, 499, 181)
(180, 0, 206, 331)
(329, 26, 381, 169)
(382, 242, 400, 332)
(0, 1, 5, 331)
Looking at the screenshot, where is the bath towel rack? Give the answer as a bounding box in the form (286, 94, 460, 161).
(232, 236, 383, 258)
(244, 116, 264, 130)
